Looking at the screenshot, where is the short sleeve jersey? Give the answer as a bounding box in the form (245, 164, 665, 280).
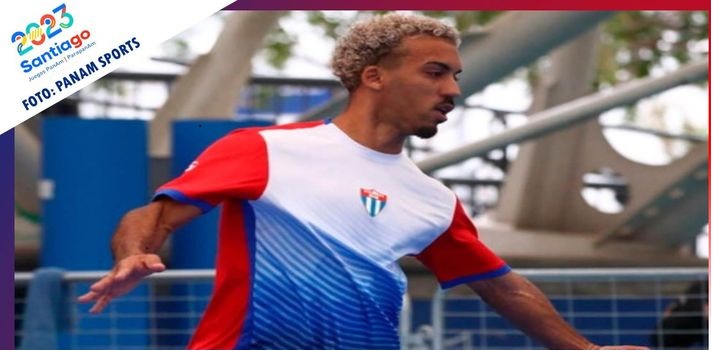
(155, 120, 510, 349)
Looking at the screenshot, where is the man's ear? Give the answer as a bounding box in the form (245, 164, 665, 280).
(360, 65, 383, 91)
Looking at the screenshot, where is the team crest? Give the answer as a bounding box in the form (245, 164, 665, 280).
(360, 188, 387, 217)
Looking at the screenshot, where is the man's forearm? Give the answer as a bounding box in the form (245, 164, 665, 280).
(468, 272, 595, 349)
(111, 202, 172, 261)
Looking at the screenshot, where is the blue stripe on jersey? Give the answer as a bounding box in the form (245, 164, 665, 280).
(235, 201, 257, 348)
(440, 264, 512, 289)
(152, 189, 213, 213)
(239, 201, 405, 349)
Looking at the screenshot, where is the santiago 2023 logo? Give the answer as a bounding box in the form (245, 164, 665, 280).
(11, 3, 91, 73)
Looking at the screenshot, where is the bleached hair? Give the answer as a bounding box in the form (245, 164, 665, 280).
(331, 13, 460, 91)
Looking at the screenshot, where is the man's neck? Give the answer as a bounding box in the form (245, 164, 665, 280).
(331, 110, 405, 155)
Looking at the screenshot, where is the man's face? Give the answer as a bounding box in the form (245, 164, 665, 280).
(377, 35, 462, 139)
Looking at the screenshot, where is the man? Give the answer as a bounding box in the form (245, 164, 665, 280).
(79, 13, 647, 350)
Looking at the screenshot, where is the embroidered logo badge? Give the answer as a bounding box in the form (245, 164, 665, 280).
(360, 188, 387, 217)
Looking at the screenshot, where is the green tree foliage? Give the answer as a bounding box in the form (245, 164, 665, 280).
(263, 25, 297, 69)
(598, 11, 708, 87)
(262, 11, 503, 69)
(263, 11, 707, 90)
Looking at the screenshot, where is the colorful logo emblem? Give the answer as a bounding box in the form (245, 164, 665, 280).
(10, 3, 93, 74)
(360, 188, 387, 217)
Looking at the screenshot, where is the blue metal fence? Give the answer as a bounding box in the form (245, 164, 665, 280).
(432, 268, 708, 350)
(14, 267, 708, 349)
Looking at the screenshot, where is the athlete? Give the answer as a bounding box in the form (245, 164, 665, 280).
(79, 13, 647, 350)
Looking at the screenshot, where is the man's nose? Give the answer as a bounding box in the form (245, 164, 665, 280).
(442, 77, 461, 98)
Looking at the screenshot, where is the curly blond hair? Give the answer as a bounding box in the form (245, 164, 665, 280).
(331, 13, 460, 91)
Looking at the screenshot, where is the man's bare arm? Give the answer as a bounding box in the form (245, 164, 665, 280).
(111, 197, 202, 260)
(78, 198, 202, 313)
(468, 271, 647, 350)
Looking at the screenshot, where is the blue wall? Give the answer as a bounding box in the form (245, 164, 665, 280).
(41, 117, 149, 348)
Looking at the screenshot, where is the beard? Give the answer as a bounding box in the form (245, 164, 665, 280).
(414, 125, 438, 139)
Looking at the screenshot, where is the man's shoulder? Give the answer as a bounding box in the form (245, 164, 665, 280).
(263, 120, 326, 132)
(232, 120, 324, 134)
(219, 120, 325, 143)
(402, 159, 457, 194)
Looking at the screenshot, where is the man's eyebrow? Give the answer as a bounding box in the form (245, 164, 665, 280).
(425, 61, 463, 75)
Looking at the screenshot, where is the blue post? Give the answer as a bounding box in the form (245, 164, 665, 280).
(41, 118, 149, 349)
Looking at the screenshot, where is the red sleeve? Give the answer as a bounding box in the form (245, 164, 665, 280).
(153, 129, 268, 213)
(416, 201, 510, 289)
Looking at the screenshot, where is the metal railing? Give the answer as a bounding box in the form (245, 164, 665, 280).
(15, 267, 708, 349)
(432, 268, 708, 350)
(15, 270, 414, 349)
(16, 270, 215, 349)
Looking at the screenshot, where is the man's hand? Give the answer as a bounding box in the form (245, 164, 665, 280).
(77, 254, 166, 313)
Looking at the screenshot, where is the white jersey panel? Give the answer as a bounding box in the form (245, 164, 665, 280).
(258, 122, 457, 267)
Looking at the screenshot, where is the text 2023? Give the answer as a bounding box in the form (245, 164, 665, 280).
(11, 4, 74, 56)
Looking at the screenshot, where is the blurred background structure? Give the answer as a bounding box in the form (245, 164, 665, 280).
(14, 11, 709, 349)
